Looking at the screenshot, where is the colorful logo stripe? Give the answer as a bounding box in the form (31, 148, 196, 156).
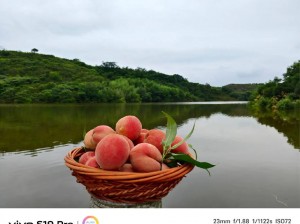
(82, 216, 99, 224)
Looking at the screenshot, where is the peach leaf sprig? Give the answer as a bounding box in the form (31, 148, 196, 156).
(161, 111, 215, 174)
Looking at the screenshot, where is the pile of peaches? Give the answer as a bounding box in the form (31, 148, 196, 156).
(79, 115, 190, 173)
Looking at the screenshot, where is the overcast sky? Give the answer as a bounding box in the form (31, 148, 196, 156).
(1, 0, 299, 86)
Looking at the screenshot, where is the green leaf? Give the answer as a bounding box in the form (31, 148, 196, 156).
(171, 121, 196, 150)
(160, 112, 215, 175)
(161, 111, 177, 149)
(171, 153, 215, 173)
(188, 143, 198, 160)
(163, 160, 178, 168)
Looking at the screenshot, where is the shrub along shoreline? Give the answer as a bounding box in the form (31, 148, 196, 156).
(249, 60, 300, 112)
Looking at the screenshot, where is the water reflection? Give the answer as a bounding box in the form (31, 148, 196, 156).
(251, 109, 300, 150)
(0, 103, 299, 153)
(0, 103, 250, 153)
(1, 103, 299, 208)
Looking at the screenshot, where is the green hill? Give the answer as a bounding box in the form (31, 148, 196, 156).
(249, 60, 300, 110)
(222, 83, 263, 101)
(0, 50, 258, 103)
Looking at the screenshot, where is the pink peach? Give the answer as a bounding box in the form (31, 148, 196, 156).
(133, 129, 149, 145)
(119, 163, 135, 172)
(144, 129, 166, 154)
(171, 136, 189, 154)
(79, 151, 95, 164)
(83, 129, 97, 149)
(92, 125, 115, 144)
(130, 143, 162, 172)
(161, 163, 170, 170)
(85, 156, 100, 168)
(141, 129, 149, 134)
(115, 115, 142, 140)
(123, 136, 134, 150)
(95, 134, 130, 170)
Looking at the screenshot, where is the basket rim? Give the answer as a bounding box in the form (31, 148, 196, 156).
(65, 147, 194, 183)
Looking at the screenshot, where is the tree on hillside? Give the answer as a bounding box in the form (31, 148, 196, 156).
(31, 48, 38, 53)
(282, 60, 300, 98)
(250, 60, 300, 110)
(100, 61, 119, 69)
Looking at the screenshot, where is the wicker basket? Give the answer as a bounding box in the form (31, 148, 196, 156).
(65, 147, 194, 204)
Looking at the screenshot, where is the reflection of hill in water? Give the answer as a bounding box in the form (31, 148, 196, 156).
(0, 103, 250, 153)
(251, 109, 300, 150)
(0, 103, 298, 152)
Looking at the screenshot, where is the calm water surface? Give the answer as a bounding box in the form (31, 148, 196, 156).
(0, 103, 299, 208)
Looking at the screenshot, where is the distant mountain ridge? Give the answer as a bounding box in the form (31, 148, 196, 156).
(0, 50, 260, 103)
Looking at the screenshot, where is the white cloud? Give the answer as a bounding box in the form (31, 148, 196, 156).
(0, 0, 299, 86)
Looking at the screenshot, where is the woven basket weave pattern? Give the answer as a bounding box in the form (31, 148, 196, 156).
(65, 147, 194, 203)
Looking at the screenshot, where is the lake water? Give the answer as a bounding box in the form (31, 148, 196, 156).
(0, 102, 299, 208)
